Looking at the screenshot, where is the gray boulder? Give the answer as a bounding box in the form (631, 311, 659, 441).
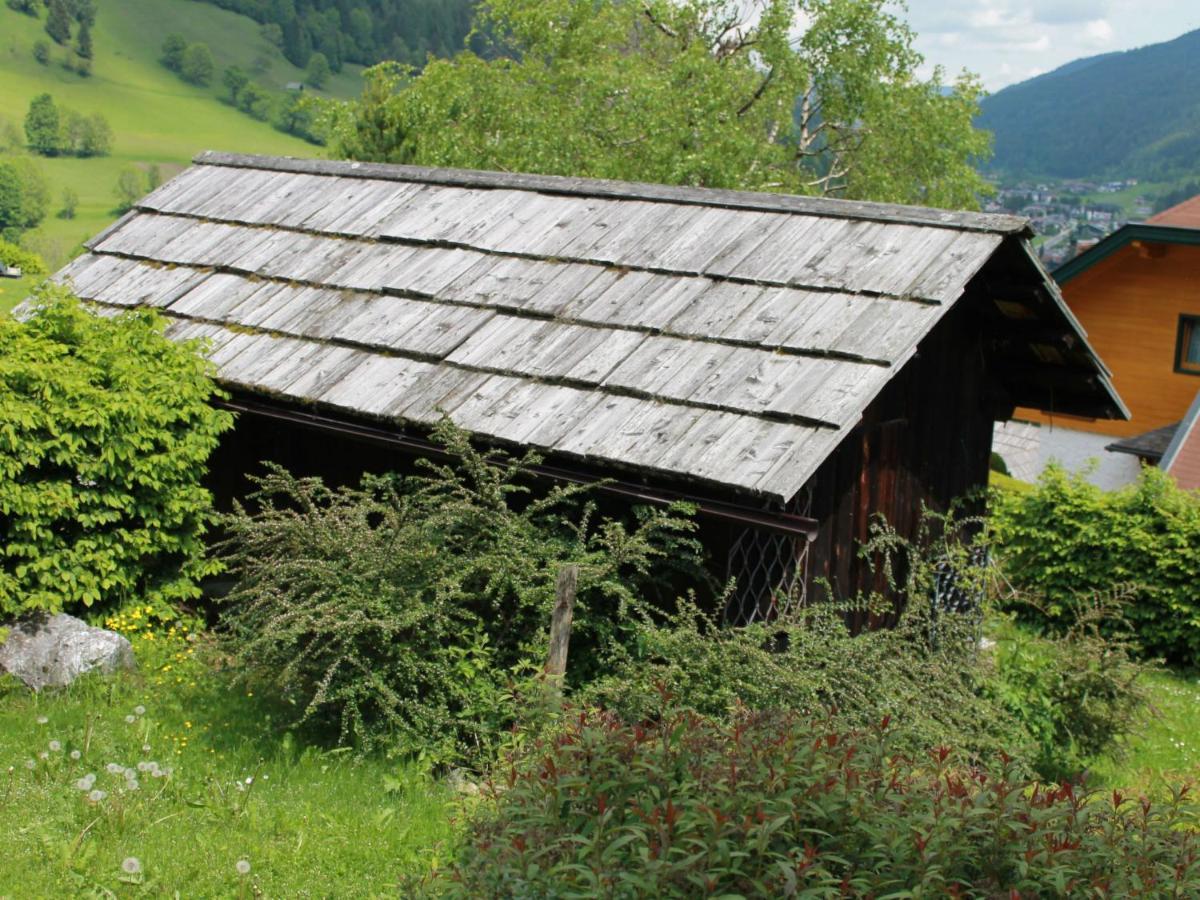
(0, 614, 135, 691)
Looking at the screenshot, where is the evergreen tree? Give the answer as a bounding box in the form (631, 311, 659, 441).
(32, 40, 50, 66)
(305, 51, 331, 88)
(75, 21, 92, 59)
(24, 93, 60, 156)
(45, 0, 72, 45)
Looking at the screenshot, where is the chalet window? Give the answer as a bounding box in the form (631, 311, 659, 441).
(1178, 315, 1200, 376)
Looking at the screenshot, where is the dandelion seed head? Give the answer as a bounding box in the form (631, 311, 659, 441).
(48, 740, 61, 752)
(38, 752, 48, 761)
(70, 750, 81, 760)
(124, 715, 136, 724)
(88, 789, 106, 802)
(24, 759, 36, 770)
(106, 763, 123, 775)
(236, 859, 251, 875)
(121, 857, 141, 874)
(141, 744, 151, 754)
(134, 705, 146, 716)
(35, 716, 48, 725)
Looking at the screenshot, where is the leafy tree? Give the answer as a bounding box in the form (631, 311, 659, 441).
(305, 50, 330, 88)
(75, 21, 92, 59)
(24, 93, 60, 156)
(180, 42, 215, 86)
(0, 158, 49, 241)
(113, 165, 144, 212)
(58, 108, 86, 153)
(223, 65, 249, 102)
(59, 186, 78, 219)
(32, 40, 51, 65)
(79, 113, 113, 156)
(330, 0, 991, 209)
(6, 0, 40, 15)
(74, 51, 92, 77)
(44, 0, 72, 45)
(0, 289, 233, 616)
(236, 82, 274, 121)
(146, 164, 162, 191)
(161, 32, 187, 71)
(274, 93, 323, 143)
(72, 0, 95, 26)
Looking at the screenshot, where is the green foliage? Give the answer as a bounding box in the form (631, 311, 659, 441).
(180, 42, 215, 86)
(0, 287, 233, 616)
(0, 155, 49, 240)
(223, 64, 249, 102)
(216, 420, 703, 761)
(6, 0, 40, 15)
(991, 464, 1200, 663)
(75, 20, 92, 59)
(45, 0, 73, 45)
(235, 82, 274, 121)
(32, 39, 50, 65)
(160, 32, 187, 72)
(23, 92, 59, 156)
(584, 596, 1021, 764)
(0, 238, 47, 274)
(444, 706, 1200, 897)
(273, 92, 325, 144)
(987, 598, 1151, 780)
(330, 0, 992, 209)
(305, 50, 330, 88)
(112, 164, 146, 211)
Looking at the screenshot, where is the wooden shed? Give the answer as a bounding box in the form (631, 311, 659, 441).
(47, 152, 1126, 621)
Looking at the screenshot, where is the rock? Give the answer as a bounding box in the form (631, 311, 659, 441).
(446, 767, 482, 797)
(0, 614, 135, 691)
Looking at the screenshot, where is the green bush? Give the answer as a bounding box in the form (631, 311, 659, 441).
(443, 706, 1200, 897)
(987, 596, 1150, 780)
(583, 596, 1022, 764)
(216, 421, 703, 761)
(0, 287, 232, 616)
(991, 464, 1200, 663)
(0, 238, 47, 275)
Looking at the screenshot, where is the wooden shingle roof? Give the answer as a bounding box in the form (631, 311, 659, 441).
(47, 152, 1124, 503)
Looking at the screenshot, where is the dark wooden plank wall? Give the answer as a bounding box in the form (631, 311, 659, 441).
(800, 298, 995, 628)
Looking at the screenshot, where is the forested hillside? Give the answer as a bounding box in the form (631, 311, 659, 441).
(978, 28, 1200, 181)
(195, 0, 478, 70)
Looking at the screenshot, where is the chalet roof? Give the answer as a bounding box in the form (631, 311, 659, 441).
(1148, 195, 1200, 229)
(1161, 389, 1200, 491)
(1055, 222, 1200, 285)
(46, 152, 1125, 504)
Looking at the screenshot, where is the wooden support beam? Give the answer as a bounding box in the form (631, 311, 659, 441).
(544, 565, 579, 687)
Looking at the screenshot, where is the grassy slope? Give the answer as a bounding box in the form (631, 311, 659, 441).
(0, 0, 361, 270)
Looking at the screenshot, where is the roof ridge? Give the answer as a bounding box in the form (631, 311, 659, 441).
(194, 150, 1031, 237)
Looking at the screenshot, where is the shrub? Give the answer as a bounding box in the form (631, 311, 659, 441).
(32, 39, 50, 65)
(991, 464, 1200, 663)
(0, 239, 47, 275)
(180, 43, 215, 86)
(583, 596, 1024, 765)
(0, 287, 232, 616)
(216, 421, 703, 761)
(443, 706, 1200, 898)
(987, 594, 1151, 780)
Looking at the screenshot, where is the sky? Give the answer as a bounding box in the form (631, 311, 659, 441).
(901, 0, 1200, 91)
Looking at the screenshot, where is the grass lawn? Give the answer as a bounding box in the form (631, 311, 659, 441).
(0, 617, 454, 896)
(1090, 667, 1200, 793)
(0, 274, 42, 317)
(1, 0, 361, 269)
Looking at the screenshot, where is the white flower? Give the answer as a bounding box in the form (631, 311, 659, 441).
(141, 744, 151, 754)
(236, 859, 251, 875)
(134, 705, 146, 716)
(48, 740, 61, 752)
(36, 716, 48, 725)
(106, 763, 124, 775)
(88, 789, 107, 802)
(137, 761, 150, 772)
(76, 774, 96, 790)
(245, 776, 253, 785)
(125, 779, 139, 791)
(124, 715, 136, 724)
(121, 857, 141, 875)
(70, 750, 81, 760)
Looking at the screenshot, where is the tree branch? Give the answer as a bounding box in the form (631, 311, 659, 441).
(737, 67, 775, 117)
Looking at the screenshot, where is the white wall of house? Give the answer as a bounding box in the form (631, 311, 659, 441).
(992, 420, 1144, 490)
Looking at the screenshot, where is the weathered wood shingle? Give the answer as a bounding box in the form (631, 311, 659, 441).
(43, 152, 1124, 503)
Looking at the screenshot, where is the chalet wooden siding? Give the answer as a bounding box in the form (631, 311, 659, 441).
(37, 152, 1127, 614)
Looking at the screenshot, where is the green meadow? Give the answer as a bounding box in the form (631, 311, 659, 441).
(1, 0, 362, 270)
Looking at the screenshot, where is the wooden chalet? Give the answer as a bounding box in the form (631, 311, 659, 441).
(44, 152, 1125, 620)
(1160, 389, 1200, 491)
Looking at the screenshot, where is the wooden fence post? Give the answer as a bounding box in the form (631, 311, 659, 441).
(544, 564, 579, 689)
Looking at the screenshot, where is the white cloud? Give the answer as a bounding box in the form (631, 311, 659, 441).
(1082, 18, 1114, 46)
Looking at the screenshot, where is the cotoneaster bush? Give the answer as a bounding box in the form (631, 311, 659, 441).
(216, 421, 704, 762)
(991, 464, 1200, 663)
(442, 706, 1200, 898)
(0, 288, 232, 617)
(0, 239, 47, 275)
